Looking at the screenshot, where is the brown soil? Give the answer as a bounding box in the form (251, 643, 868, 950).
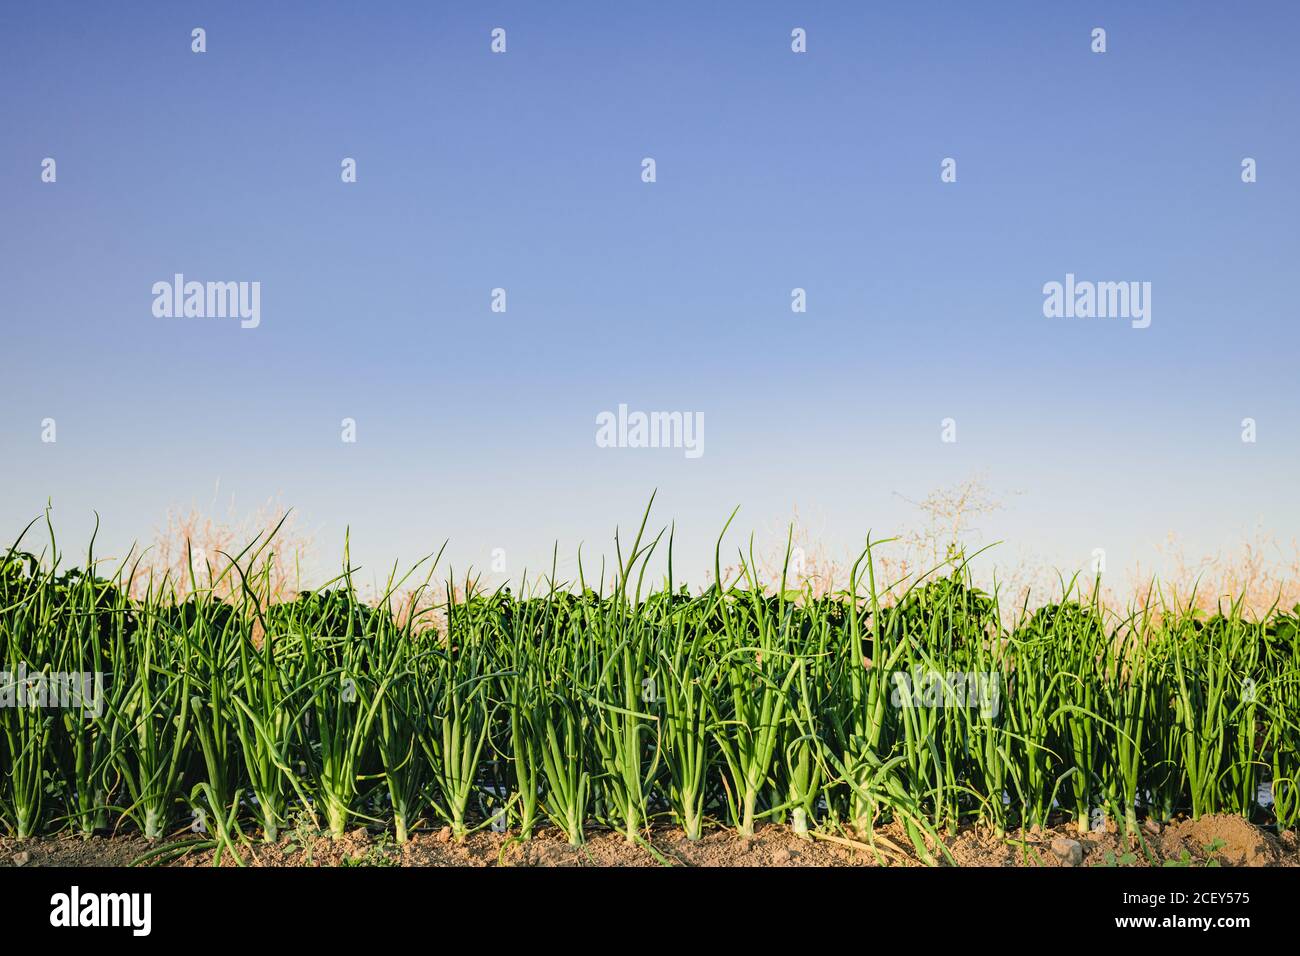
(3, 816, 1296, 868)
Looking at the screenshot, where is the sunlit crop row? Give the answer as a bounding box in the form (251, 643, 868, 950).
(3, 509, 1297, 864)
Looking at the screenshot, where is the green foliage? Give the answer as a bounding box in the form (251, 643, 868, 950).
(2, 507, 1298, 862)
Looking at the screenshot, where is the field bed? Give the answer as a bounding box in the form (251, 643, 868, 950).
(3, 816, 1296, 868)
(3, 513, 1299, 865)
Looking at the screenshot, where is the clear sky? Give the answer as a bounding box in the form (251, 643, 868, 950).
(2, 1, 1297, 590)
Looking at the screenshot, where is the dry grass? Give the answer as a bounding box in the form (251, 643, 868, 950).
(1129, 530, 1300, 620)
(121, 483, 1299, 626)
(124, 499, 310, 605)
(738, 477, 1299, 623)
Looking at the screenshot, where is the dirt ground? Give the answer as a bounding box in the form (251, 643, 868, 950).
(2, 814, 1296, 868)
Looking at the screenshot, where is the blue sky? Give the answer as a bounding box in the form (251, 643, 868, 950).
(2, 1, 1297, 589)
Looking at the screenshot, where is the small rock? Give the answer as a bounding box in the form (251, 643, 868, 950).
(1050, 837, 1083, 866)
(13, 851, 31, 866)
(435, 826, 452, 843)
(347, 826, 369, 843)
(772, 848, 792, 864)
(1142, 819, 1162, 835)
